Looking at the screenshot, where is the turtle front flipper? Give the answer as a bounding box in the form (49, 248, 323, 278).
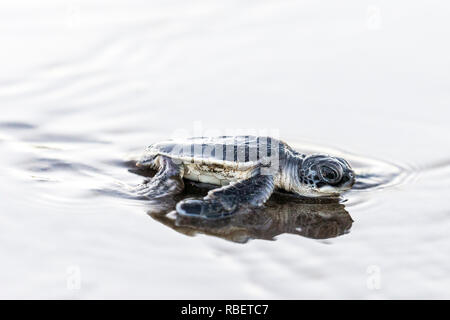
(176, 174, 275, 219)
(136, 156, 184, 199)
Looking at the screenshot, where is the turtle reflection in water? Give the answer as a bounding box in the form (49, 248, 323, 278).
(147, 181, 353, 243)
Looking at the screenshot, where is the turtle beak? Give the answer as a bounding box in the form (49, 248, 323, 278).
(136, 159, 147, 167)
(346, 171, 356, 187)
(341, 170, 356, 190)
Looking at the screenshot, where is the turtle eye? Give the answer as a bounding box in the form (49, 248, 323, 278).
(319, 165, 341, 184)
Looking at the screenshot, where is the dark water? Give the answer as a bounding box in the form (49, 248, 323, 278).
(1, 1, 450, 299)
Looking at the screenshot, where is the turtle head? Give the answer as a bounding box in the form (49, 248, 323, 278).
(296, 154, 355, 197)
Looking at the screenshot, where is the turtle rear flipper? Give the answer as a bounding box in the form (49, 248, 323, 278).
(176, 174, 275, 219)
(136, 156, 184, 199)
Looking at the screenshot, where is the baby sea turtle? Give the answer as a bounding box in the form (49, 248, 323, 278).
(137, 136, 355, 219)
